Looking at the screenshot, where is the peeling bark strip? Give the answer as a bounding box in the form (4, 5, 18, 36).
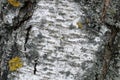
(100, 24, 119, 80)
(101, 0, 110, 22)
(101, 44, 112, 80)
(100, 0, 119, 79)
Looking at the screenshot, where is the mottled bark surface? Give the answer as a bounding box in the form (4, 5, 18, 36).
(0, 0, 120, 80)
(0, 0, 37, 80)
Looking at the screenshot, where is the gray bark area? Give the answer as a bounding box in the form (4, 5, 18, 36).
(0, 0, 120, 80)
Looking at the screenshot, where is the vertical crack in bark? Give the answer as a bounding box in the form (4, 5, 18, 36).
(33, 59, 38, 75)
(12, 1, 36, 30)
(24, 25, 32, 50)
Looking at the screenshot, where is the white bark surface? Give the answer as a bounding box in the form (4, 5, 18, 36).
(8, 0, 104, 80)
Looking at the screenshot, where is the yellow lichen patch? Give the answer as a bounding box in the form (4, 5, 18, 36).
(77, 22, 83, 29)
(8, 0, 21, 7)
(8, 56, 23, 71)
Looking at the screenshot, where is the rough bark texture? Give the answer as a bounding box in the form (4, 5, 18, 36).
(0, 0, 120, 80)
(0, 0, 37, 80)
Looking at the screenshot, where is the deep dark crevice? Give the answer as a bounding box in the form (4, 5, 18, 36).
(95, 73, 99, 80)
(25, 25, 32, 44)
(12, 1, 36, 30)
(33, 59, 38, 75)
(24, 25, 32, 50)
